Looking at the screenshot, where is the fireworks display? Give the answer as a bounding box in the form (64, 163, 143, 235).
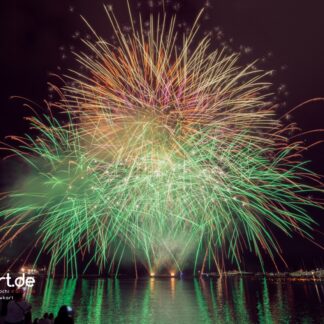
(0, 4, 322, 276)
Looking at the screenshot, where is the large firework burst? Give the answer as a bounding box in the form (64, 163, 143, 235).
(0, 5, 322, 276)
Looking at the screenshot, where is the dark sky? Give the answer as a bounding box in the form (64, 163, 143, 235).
(0, 0, 323, 270)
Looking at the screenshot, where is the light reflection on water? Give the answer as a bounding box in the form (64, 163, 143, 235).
(28, 277, 324, 323)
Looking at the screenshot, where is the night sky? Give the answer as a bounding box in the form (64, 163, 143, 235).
(0, 0, 323, 270)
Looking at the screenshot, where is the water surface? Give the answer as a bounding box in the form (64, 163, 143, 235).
(28, 277, 324, 323)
